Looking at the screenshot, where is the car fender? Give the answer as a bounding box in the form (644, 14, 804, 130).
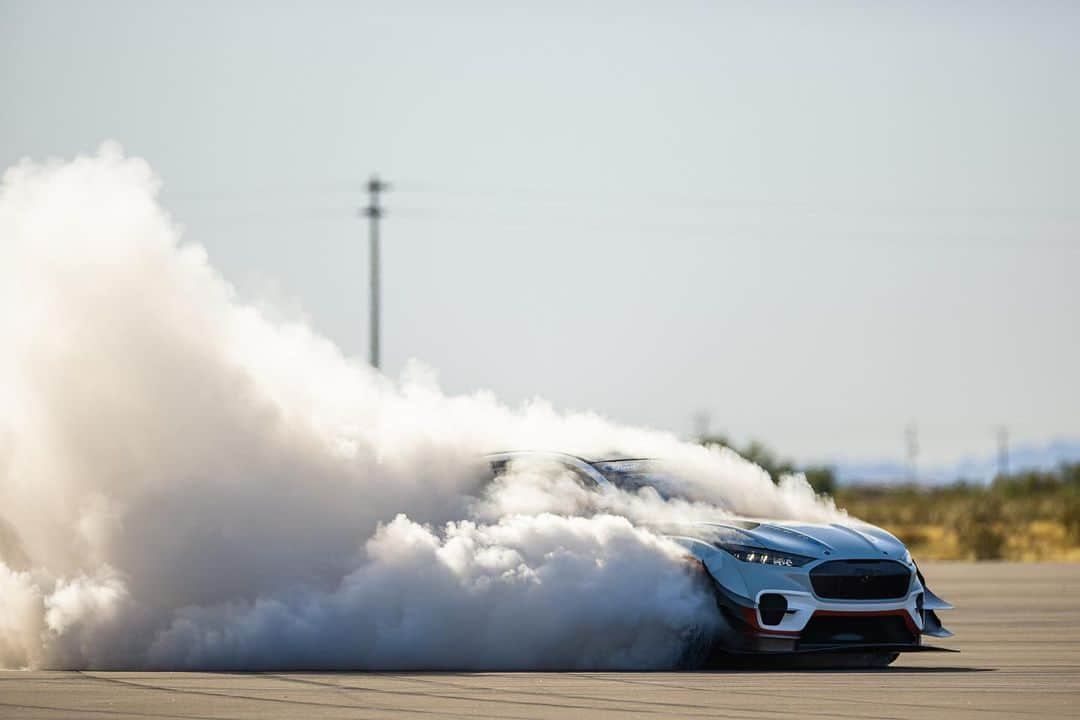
(913, 565, 954, 636)
(668, 535, 753, 599)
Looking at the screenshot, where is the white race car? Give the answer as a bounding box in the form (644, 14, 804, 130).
(487, 451, 955, 668)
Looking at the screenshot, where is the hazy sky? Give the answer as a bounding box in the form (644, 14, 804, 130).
(3, 0, 1077, 464)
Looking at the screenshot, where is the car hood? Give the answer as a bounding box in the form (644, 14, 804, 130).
(665, 517, 909, 562)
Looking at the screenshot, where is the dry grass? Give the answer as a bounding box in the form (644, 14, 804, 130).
(833, 466, 1080, 561)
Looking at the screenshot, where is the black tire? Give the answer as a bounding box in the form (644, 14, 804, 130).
(864, 652, 901, 668)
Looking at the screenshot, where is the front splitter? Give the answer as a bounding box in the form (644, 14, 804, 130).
(728, 642, 959, 656)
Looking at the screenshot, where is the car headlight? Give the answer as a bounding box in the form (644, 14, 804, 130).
(716, 542, 814, 568)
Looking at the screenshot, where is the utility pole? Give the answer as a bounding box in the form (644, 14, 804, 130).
(362, 175, 389, 369)
(692, 410, 712, 442)
(905, 422, 919, 483)
(997, 426, 1010, 479)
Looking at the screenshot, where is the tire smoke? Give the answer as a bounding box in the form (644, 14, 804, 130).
(0, 145, 840, 670)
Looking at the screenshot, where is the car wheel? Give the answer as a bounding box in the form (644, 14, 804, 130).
(781, 652, 902, 669)
(830, 652, 901, 668)
(865, 652, 901, 668)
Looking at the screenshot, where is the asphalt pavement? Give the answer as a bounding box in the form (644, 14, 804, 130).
(2, 562, 1078, 719)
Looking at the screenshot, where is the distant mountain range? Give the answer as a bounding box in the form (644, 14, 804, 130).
(827, 438, 1080, 486)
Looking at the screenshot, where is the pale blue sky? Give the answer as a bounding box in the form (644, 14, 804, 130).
(3, 0, 1078, 464)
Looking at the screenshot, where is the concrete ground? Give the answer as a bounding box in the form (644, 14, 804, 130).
(1, 562, 1078, 719)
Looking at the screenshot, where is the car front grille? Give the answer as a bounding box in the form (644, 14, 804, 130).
(809, 559, 911, 600)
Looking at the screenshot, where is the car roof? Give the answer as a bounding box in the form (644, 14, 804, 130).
(484, 452, 655, 465)
(483, 451, 613, 486)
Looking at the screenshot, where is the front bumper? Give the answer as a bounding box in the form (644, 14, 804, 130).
(712, 584, 951, 655)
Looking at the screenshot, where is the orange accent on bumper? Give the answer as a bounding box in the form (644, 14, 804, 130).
(741, 606, 918, 636)
(740, 607, 801, 636)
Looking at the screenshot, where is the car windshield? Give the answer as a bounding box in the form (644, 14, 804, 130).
(590, 459, 689, 500)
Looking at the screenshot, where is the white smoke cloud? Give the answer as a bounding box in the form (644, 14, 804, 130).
(0, 144, 841, 670)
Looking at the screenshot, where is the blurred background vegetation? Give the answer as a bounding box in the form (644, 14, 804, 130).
(699, 434, 1080, 561)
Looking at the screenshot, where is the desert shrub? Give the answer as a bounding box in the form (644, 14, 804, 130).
(993, 470, 1060, 498)
(892, 526, 931, 549)
(1061, 462, 1080, 488)
(699, 435, 1080, 559)
(803, 466, 837, 497)
(1064, 492, 1080, 545)
(956, 495, 1006, 560)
